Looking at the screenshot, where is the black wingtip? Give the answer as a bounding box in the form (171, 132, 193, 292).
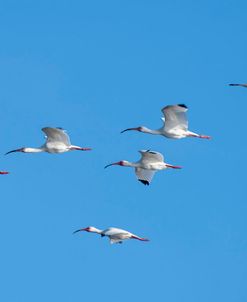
(178, 104, 188, 109)
(148, 151, 157, 154)
(138, 179, 150, 186)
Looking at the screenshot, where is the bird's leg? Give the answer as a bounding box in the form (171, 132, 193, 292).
(131, 235, 149, 241)
(165, 164, 182, 169)
(186, 132, 211, 139)
(69, 146, 92, 151)
(198, 135, 211, 139)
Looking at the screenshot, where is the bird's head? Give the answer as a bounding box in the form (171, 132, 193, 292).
(121, 126, 148, 133)
(73, 226, 98, 234)
(104, 160, 128, 168)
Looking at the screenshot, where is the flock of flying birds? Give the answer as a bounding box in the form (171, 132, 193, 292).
(1, 83, 243, 244)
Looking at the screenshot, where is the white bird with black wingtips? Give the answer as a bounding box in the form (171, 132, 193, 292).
(104, 150, 182, 185)
(121, 104, 210, 139)
(5, 127, 92, 155)
(73, 226, 149, 244)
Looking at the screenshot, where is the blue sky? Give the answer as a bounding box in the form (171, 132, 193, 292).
(0, 1, 247, 301)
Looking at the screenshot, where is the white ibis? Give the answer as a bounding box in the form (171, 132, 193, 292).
(0, 171, 9, 175)
(229, 83, 247, 88)
(104, 150, 181, 185)
(73, 226, 149, 244)
(6, 127, 92, 155)
(121, 104, 210, 139)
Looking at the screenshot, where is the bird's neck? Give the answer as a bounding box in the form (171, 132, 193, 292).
(143, 128, 161, 135)
(24, 147, 44, 153)
(123, 161, 139, 168)
(91, 228, 103, 234)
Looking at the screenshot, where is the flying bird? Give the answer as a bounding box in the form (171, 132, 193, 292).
(0, 171, 9, 175)
(229, 83, 247, 88)
(104, 150, 181, 185)
(5, 127, 92, 155)
(121, 104, 210, 139)
(73, 226, 149, 244)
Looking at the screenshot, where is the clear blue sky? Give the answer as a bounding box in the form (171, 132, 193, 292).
(0, 1, 247, 301)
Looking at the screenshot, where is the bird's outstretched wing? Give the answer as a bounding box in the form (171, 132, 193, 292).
(161, 104, 188, 132)
(42, 127, 71, 145)
(135, 167, 155, 185)
(103, 228, 129, 244)
(139, 150, 164, 163)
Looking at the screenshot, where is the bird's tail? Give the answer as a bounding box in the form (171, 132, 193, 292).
(187, 131, 211, 139)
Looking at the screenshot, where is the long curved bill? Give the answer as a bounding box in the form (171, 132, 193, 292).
(104, 161, 121, 169)
(121, 127, 139, 133)
(5, 148, 23, 155)
(166, 164, 182, 169)
(73, 228, 87, 234)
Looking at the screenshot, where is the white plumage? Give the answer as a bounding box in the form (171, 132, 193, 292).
(43, 127, 71, 146)
(162, 104, 188, 136)
(121, 104, 210, 139)
(6, 127, 92, 155)
(73, 226, 149, 244)
(105, 150, 181, 185)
